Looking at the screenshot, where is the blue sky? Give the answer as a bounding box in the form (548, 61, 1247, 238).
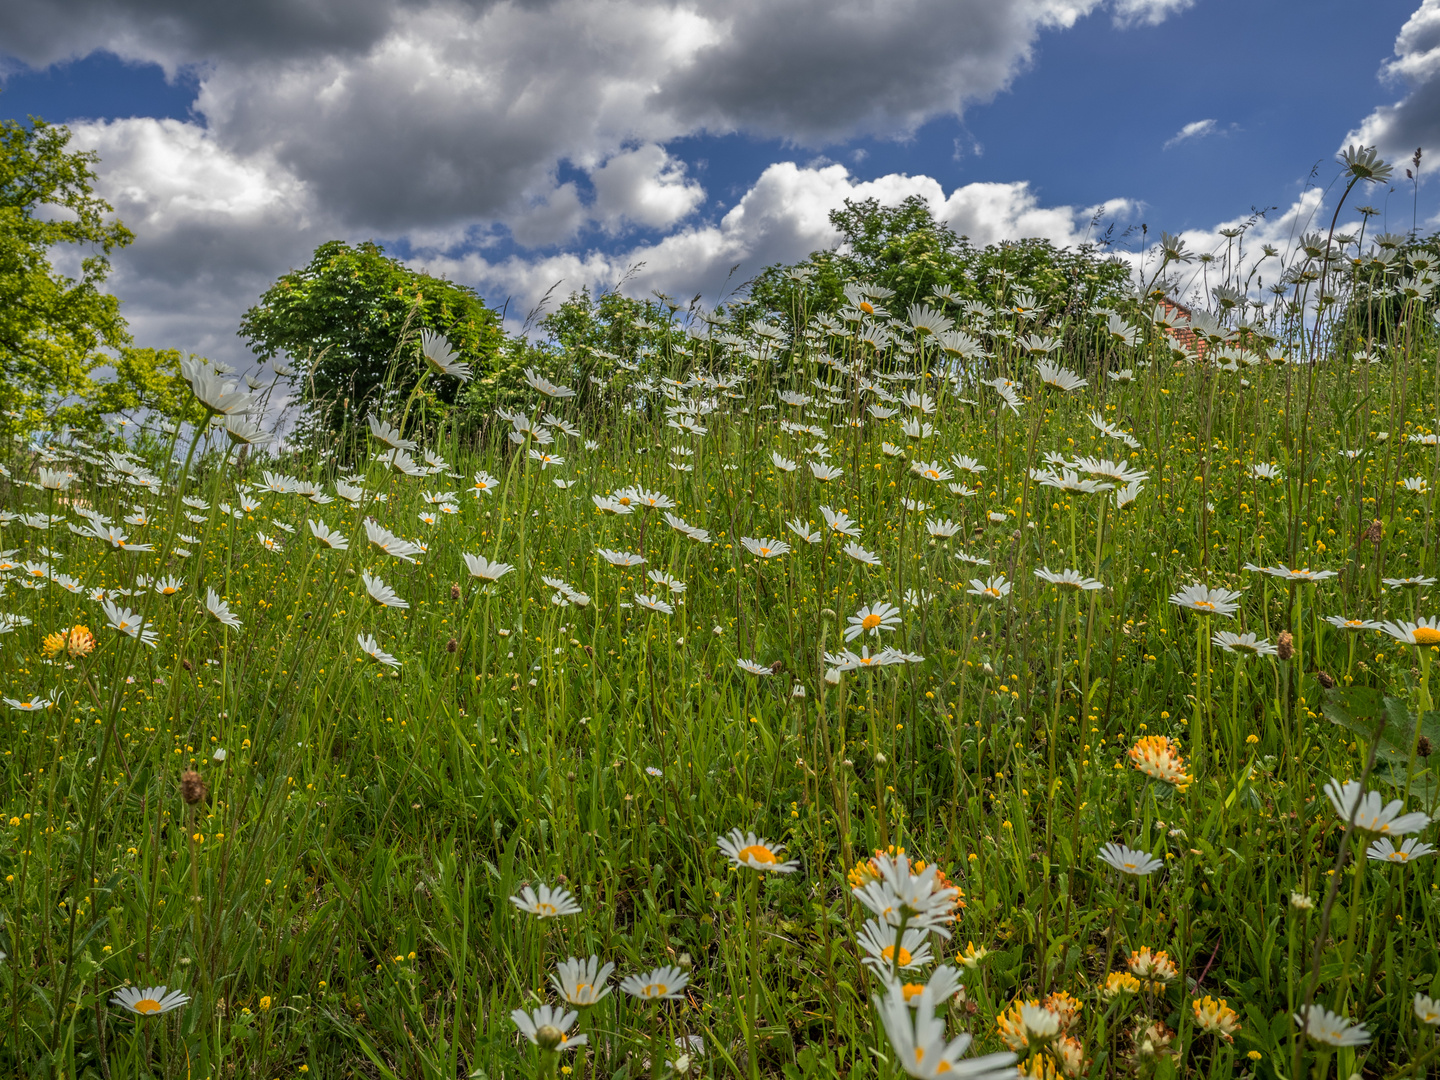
(1, 0, 1435, 362)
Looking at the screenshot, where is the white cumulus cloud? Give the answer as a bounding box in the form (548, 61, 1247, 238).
(1345, 0, 1440, 190)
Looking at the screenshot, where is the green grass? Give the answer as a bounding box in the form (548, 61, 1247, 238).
(2, 284, 1440, 1080)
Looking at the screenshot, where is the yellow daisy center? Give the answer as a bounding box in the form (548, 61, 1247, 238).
(133, 998, 162, 1015)
(861, 613, 883, 630)
(759, 547, 771, 556)
(536, 902, 557, 916)
(1194, 600, 1215, 610)
(859, 301, 875, 314)
(738, 844, 777, 865)
(648, 983, 668, 997)
(1412, 627, 1440, 645)
(902, 983, 925, 1002)
(880, 945, 913, 966)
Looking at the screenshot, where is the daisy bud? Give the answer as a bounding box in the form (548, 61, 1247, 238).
(535, 1024, 565, 1051)
(1276, 632, 1294, 661)
(874, 752, 888, 765)
(180, 770, 208, 806)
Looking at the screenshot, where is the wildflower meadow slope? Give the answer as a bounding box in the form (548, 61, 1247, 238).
(3, 153, 1440, 1080)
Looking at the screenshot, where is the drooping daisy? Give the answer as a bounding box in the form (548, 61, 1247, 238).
(357, 633, 400, 668)
(786, 518, 821, 544)
(551, 956, 616, 1007)
(634, 592, 674, 615)
(597, 548, 646, 568)
(365, 520, 423, 564)
(308, 520, 349, 550)
(716, 829, 798, 872)
(736, 659, 773, 676)
(510, 1004, 586, 1051)
(111, 985, 190, 1017)
(1211, 631, 1278, 657)
(523, 367, 576, 399)
(205, 589, 242, 630)
(843, 543, 882, 566)
(1035, 360, 1086, 392)
(101, 600, 157, 648)
(820, 505, 861, 537)
(510, 884, 582, 919)
(418, 329, 471, 381)
(363, 573, 409, 609)
(463, 553, 514, 581)
(741, 537, 791, 559)
(1034, 568, 1103, 592)
(367, 414, 418, 451)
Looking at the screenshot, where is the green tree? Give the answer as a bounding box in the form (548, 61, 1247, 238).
(239, 240, 504, 438)
(82, 346, 208, 426)
(0, 114, 134, 425)
(748, 195, 1132, 334)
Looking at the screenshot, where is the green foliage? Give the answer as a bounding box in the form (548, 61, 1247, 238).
(238, 240, 504, 438)
(0, 115, 134, 425)
(82, 346, 208, 427)
(746, 196, 1133, 334)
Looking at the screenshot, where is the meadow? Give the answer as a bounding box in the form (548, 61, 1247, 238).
(2, 212, 1440, 1080)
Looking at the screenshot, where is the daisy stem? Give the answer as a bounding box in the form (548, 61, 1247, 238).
(1046, 589, 1068, 853)
(747, 871, 762, 1080)
(1194, 622, 1206, 776)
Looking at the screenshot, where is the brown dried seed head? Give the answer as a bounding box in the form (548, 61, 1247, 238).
(1419, 735, 1433, 758)
(446, 638, 458, 653)
(1276, 632, 1294, 661)
(1315, 669, 1335, 689)
(450, 583, 460, 600)
(180, 770, 208, 806)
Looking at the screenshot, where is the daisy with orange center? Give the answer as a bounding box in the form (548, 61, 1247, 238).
(717, 828, 798, 872)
